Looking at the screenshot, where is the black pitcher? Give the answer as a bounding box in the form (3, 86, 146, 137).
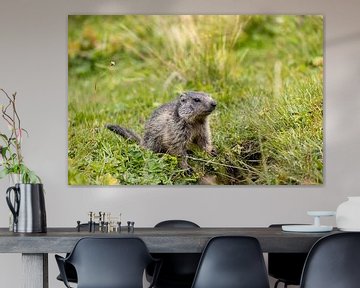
(6, 183, 47, 233)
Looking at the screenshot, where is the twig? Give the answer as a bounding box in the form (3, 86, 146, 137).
(0, 89, 23, 167)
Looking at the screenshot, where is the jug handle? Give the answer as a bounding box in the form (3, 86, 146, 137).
(6, 186, 20, 224)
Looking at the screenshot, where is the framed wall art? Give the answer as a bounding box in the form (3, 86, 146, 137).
(68, 15, 323, 185)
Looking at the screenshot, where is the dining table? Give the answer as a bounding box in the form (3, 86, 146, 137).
(0, 226, 340, 288)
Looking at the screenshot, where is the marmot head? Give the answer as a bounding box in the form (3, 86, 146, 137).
(177, 91, 217, 123)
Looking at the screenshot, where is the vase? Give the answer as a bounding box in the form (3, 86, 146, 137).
(6, 183, 47, 233)
(336, 197, 360, 231)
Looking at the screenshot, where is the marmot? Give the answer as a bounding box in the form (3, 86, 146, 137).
(106, 91, 217, 168)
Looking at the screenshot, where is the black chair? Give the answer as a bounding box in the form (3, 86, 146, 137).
(191, 236, 270, 288)
(147, 220, 201, 288)
(300, 232, 360, 288)
(56, 262, 77, 284)
(268, 224, 308, 288)
(55, 237, 160, 288)
(56, 223, 99, 284)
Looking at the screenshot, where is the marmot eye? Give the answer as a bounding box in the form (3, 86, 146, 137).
(194, 98, 201, 102)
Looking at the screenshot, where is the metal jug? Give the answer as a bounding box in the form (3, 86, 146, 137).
(6, 183, 47, 233)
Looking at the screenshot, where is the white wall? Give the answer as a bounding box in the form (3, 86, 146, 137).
(1, 0, 360, 287)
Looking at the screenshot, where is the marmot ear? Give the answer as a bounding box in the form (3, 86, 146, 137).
(180, 93, 187, 102)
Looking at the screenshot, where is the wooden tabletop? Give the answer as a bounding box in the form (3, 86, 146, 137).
(0, 227, 340, 253)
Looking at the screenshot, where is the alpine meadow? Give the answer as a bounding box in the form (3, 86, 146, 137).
(68, 15, 323, 185)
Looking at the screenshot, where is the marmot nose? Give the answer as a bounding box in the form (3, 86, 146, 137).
(211, 101, 217, 108)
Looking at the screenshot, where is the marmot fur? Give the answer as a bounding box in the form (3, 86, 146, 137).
(106, 91, 217, 168)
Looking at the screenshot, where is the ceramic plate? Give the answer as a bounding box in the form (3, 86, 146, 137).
(307, 211, 336, 217)
(282, 225, 333, 232)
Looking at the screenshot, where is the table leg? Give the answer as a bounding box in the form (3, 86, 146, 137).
(22, 253, 48, 288)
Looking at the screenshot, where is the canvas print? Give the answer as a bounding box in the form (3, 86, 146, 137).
(68, 15, 323, 185)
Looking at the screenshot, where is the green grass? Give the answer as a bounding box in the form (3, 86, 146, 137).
(68, 15, 323, 185)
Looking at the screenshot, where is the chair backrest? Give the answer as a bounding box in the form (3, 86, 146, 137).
(66, 237, 154, 288)
(191, 236, 270, 288)
(300, 232, 360, 288)
(155, 220, 200, 228)
(268, 224, 308, 285)
(150, 220, 201, 287)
